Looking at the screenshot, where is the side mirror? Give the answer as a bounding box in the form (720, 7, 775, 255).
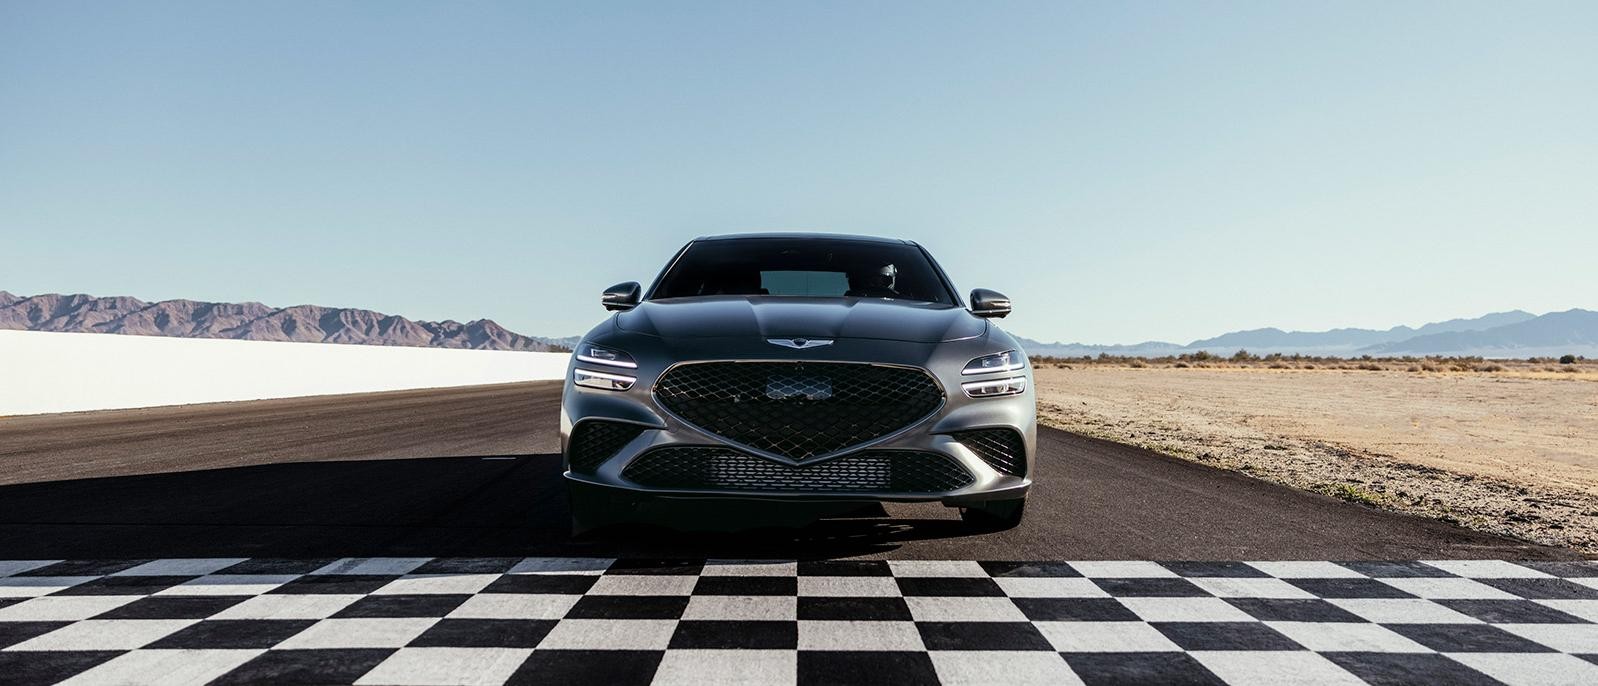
(969, 288, 1011, 318)
(602, 282, 641, 311)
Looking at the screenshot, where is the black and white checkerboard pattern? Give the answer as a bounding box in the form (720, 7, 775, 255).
(4, 558, 1598, 685)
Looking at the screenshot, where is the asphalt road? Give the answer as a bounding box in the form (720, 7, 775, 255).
(0, 382, 1574, 561)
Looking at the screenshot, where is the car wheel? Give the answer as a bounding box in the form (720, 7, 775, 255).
(960, 497, 1026, 531)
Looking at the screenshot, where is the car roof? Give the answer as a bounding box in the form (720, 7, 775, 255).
(693, 232, 918, 246)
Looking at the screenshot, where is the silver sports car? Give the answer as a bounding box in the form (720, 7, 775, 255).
(559, 233, 1036, 534)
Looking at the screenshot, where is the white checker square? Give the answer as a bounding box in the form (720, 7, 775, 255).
(1246, 561, 1367, 579)
(1328, 598, 1483, 624)
(446, 593, 579, 620)
(701, 560, 798, 576)
(1447, 653, 1598, 686)
(1036, 621, 1183, 652)
(537, 618, 677, 650)
(208, 594, 362, 620)
(797, 576, 901, 597)
(931, 651, 1083, 685)
(311, 558, 431, 576)
(797, 620, 925, 651)
(1377, 577, 1520, 600)
(1496, 623, 1598, 653)
(9, 619, 198, 651)
(274, 618, 438, 649)
(994, 577, 1108, 598)
(1421, 560, 1554, 579)
(0, 595, 140, 621)
(1265, 621, 1432, 653)
(354, 647, 534, 686)
(507, 557, 612, 575)
(587, 574, 697, 596)
(683, 595, 796, 621)
(112, 558, 248, 577)
(1189, 577, 1317, 599)
(372, 574, 499, 595)
(652, 649, 796, 685)
(887, 560, 989, 577)
(1191, 651, 1365, 686)
(1069, 561, 1177, 578)
(56, 649, 262, 686)
(1117, 597, 1255, 622)
(156, 575, 299, 596)
(0, 560, 60, 577)
(904, 596, 1027, 622)
(1536, 599, 1598, 622)
(0, 576, 98, 598)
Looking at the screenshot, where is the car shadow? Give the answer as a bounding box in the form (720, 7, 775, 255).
(0, 454, 984, 560)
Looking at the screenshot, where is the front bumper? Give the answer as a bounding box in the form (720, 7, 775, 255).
(559, 346, 1037, 506)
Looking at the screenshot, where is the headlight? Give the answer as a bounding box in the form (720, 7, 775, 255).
(961, 376, 1027, 398)
(573, 343, 638, 390)
(574, 368, 636, 391)
(576, 344, 637, 369)
(962, 350, 1024, 375)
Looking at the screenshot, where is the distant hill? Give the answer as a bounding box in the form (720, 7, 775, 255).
(1362, 309, 1598, 356)
(0, 291, 570, 352)
(1019, 309, 1596, 359)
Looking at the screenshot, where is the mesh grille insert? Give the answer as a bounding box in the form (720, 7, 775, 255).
(951, 428, 1027, 476)
(622, 446, 974, 494)
(568, 421, 647, 474)
(653, 362, 943, 461)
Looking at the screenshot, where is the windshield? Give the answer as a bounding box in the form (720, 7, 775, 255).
(650, 237, 956, 305)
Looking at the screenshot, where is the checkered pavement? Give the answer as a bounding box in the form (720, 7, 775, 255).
(3, 558, 1598, 685)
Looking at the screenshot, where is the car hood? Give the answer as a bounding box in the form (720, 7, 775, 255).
(615, 296, 986, 343)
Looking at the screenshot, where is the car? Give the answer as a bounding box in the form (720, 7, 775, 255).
(559, 233, 1036, 535)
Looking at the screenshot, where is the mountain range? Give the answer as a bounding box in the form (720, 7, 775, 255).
(5, 289, 1594, 358)
(1018, 309, 1598, 358)
(0, 291, 571, 352)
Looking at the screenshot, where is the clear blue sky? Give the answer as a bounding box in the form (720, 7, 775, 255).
(3, 1, 1594, 344)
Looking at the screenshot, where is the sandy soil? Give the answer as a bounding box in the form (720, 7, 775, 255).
(1034, 366, 1598, 554)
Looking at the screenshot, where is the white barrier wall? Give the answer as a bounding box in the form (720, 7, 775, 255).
(0, 330, 571, 416)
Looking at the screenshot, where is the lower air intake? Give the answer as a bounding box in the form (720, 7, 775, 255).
(567, 421, 646, 474)
(951, 428, 1027, 476)
(622, 447, 974, 494)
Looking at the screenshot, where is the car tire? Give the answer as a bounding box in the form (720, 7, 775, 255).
(960, 497, 1026, 531)
(568, 481, 639, 537)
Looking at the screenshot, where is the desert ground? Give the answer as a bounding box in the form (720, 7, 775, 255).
(1033, 362, 1598, 554)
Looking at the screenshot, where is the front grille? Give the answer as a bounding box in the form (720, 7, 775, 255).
(623, 446, 974, 493)
(653, 362, 943, 461)
(567, 421, 647, 473)
(952, 428, 1027, 476)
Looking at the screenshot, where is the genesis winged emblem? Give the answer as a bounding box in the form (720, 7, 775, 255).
(766, 337, 835, 349)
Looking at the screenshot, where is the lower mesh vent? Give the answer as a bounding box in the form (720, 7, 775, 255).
(622, 447, 974, 493)
(951, 428, 1026, 476)
(568, 421, 647, 473)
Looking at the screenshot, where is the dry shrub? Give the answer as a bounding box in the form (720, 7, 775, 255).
(1476, 364, 1505, 372)
(1129, 359, 1147, 368)
(1358, 363, 1383, 371)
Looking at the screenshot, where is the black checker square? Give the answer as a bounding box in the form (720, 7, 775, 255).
(1323, 652, 1504, 686)
(1062, 652, 1227, 686)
